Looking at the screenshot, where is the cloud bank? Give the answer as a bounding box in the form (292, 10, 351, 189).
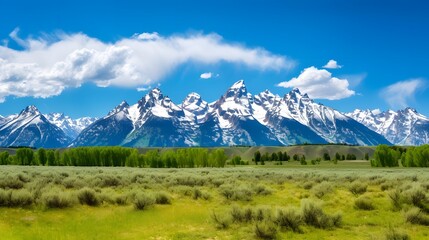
(0, 29, 294, 102)
(323, 59, 342, 69)
(277, 66, 355, 100)
(381, 79, 425, 109)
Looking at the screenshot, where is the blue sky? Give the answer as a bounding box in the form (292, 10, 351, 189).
(0, 0, 428, 118)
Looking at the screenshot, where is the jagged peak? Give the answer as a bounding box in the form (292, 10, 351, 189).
(291, 88, 301, 94)
(108, 100, 129, 116)
(148, 87, 163, 99)
(20, 105, 41, 116)
(223, 80, 248, 100)
(184, 92, 201, 101)
(285, 88, 313, 103)
(402, 107, 417, 113)
(260, 89, 274, 97)
(182, 92, 206, 106)
(229, 79, 246, 89)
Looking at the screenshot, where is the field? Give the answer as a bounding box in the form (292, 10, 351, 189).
(1, 160, 429, 239)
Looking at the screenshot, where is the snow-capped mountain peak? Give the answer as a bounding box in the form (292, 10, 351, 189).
(107, 100, 130, 117)
(0, 106, 71, 148)
(216, 80, 253, 119)
(20, 105, 41, 117)
(44, 113, 98, 139)
(347, 108, 429, 145)
(182, 92, 208, 123)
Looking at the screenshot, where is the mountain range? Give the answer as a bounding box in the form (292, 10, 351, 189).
(0, 80, 427, 148)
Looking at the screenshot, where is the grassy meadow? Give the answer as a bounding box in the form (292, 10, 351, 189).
(1, 158, 429, 239)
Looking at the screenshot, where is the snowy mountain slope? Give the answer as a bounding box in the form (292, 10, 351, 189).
(251, 90, 328, 145)
(73, 89, 199, 147)
(0, 106, 71, 148)
(71, 101, 134, 146)
(71, 80, 391, 147)
(204, 80, 282, 146)
(44, 113, 98, 139)
(347, 108, 429, 145)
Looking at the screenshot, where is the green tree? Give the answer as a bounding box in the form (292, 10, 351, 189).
(254, 151, 261, 165)
(323, 152, 331, 161)
(47, 150, 56, 166)
(371, 145, 399, 167)
(16, 148, 35, 165)
(335, 152, 341, 161)
(231, 155, 241, 166)
(0, 151, 9, 165)
(37, 148, 47, 166)
(293, 154, 299, 161)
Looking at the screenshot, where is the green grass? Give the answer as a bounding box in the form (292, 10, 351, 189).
(0, 164, 429, 239)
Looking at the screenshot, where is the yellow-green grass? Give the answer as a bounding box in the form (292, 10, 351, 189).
(0, 165, 428, 239)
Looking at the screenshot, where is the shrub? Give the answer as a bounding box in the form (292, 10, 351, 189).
(301, 199, 324, 227)
(77, 187, 100, 206)
(254, 206, 273, 222)
(100, 176, 122, 187)
(354, 196, 375, 210)
(254, 221, 277, 239)
(312, 181, 333, 198)
(403, 186, 427, 208)
(404, 208, 429, 226)
(274, 208, 302, 233)
(9, 189, 33, 207)
(211, 211, 231, 229)
(134, 192, 155, 210)
(302, 181, 314, 190)
(388, 189, 403, 210)
(0, 189, 11, 206)
(331, 212, 343, 227)
(300, 199, 341, 229)
(230, 205, 245, 222)
(348, 182, 368, 195)
(192, 188, 202, 200)
(385, 227, 410, 240)
(219, 185, 234, 199)
(201, 191, 211, 200)
(155, 191, 171, 204)
(114, 194, 128, 205)
(220, 185, 253, 201)
(254, 184, 272, 196)
(63, 178, 85, 189)
(43, 192, 75, 208)
(1, 177, 24, 189)
(381, 182, 393, 191)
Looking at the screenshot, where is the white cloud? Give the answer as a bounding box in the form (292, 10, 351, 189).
(137, 86, 151, 92)
(200, 72, 212, 79)
(277, 66, 355, 100)
(0, 29, 294, 102)
(132, 32, 160, 41)
(323, 59, 342, 69)
(381, 79, 425, 109)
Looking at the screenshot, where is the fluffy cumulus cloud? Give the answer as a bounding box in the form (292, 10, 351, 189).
(0, 29, 294, 102)
(323, 59, 342, 69)
(381, 79, 425, 108)
(200, 72, 212, 79)
(277, 66, 355, 100)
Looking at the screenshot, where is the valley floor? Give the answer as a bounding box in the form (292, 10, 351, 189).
(0, 162, 428, 239)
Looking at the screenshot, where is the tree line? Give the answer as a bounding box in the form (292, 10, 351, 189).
(251, 150, 362, 165)
(371, 144, 428, 167)
(0, 147, 228, 168)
